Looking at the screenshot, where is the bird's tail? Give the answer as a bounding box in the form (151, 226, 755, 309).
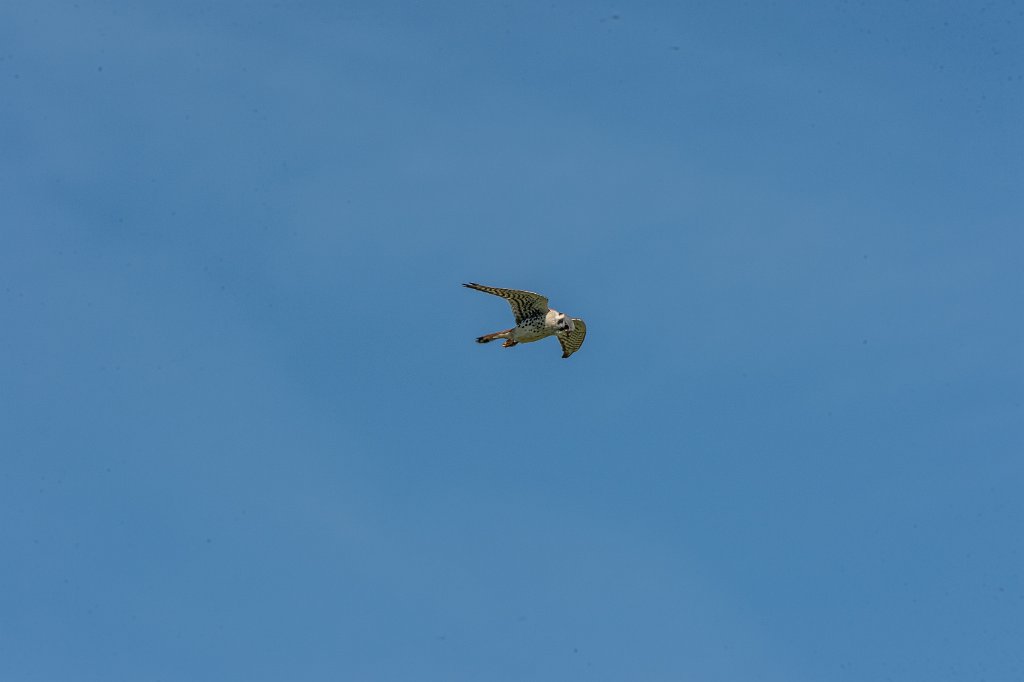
(476, 329, 514, 344)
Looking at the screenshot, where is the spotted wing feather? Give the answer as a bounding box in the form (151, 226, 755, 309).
(462, 282, 549, 324)
(557, 318, 587, 359)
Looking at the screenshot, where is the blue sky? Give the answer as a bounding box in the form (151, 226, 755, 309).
(2, 1, 1022, 680)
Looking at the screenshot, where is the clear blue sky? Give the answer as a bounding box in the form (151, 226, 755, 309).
(3, 1, 1022, 680)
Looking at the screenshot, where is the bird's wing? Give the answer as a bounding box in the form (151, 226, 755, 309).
(463, 282, 549, 324)
(557, 319, 587, 359)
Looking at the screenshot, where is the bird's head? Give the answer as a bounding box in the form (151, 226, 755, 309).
(557, 314, 575, 333)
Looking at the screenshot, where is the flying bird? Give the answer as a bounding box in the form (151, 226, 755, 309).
(463, 282, 587, 359)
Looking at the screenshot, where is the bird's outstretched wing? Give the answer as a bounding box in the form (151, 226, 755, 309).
(557, 319, 587, 359)
(463, 282, 549, 324)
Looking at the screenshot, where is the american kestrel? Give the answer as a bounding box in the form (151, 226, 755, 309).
(463, 282, 588, 359)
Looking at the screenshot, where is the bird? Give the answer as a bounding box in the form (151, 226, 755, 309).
(463, 282, 587, 359)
